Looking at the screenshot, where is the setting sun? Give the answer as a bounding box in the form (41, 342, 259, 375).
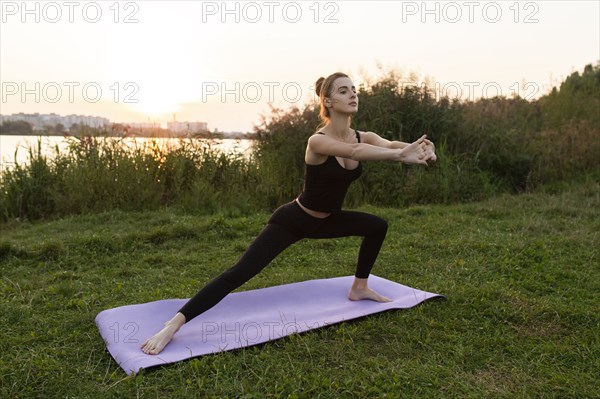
(128, 93, 182, 117)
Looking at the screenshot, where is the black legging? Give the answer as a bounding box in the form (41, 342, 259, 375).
(178, 200, 388, 322)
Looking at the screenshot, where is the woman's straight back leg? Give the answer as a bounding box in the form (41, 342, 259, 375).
(178, 223, 301, 322)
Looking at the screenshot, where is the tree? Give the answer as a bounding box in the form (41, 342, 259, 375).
(0, 120, 34, 135)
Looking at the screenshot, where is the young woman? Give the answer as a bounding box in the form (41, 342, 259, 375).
(141, 72, 436, 355)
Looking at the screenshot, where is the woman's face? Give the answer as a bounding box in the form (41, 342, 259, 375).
(326, 77, 358, 115)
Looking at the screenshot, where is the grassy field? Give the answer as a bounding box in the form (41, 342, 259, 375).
(1, 176, 598, 398)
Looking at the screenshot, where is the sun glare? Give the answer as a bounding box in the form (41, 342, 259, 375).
(130, 96, 181, 117)
(125, 78, 193, 117)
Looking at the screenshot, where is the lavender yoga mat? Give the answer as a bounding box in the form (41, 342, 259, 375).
(95, 275, 443, 375)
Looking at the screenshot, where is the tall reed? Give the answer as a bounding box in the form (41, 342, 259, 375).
(0, 136, 259, 221)
(1, 63, 598, 221)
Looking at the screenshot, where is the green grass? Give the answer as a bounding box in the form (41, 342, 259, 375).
(1, 177, 598, 398)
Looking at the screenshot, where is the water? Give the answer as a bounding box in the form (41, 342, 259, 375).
(0, 135, 255, 171)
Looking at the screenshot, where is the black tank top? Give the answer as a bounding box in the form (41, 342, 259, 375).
(296, 130, 363, 213)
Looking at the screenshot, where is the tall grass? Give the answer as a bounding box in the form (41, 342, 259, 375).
(252, 61, 600, 205)
(0, 136, 260, 221)
(1, 178, 598, 398)
(1, 62, 598, 222)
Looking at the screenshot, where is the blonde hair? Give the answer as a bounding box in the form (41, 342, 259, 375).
(315, 72, 352, 130)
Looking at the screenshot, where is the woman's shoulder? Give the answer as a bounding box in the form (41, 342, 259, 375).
(354, 129, 362, 142)
(306, 130, 363, 146)
(306, 131, 326, 144)
(355, 130, 379, 143)
(310, 129, 362, 138)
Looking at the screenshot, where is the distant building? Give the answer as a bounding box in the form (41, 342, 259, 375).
(128, 122, 161, 129)
(0, 112, 110, 130)
(0, 113, 215, 136)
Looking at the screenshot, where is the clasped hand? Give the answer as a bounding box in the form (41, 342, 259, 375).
(401, 134, 437, 165)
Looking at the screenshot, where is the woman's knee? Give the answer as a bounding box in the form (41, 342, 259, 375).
(370, 216, 388, 237)
(343, 211, 388, 237)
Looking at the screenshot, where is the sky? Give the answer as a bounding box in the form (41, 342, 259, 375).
(1, 0, 598, 132)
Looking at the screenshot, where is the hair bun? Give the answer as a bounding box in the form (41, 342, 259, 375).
(315, 77, 325, 97)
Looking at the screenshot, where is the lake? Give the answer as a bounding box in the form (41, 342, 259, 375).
(0, 135, 255, 171)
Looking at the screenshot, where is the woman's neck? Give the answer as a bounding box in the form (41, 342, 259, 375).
(322, 115, 352, 139)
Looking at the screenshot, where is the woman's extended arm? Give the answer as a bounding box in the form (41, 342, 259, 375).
(360, 130, 437, 163)
(361, 130, 436, 152)
(360, 131, 411, 150)
(308, 134, 431, 165)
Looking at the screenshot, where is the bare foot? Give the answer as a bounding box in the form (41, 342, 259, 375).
(141, 313, 186, 355)
(348, 286, 392, 302)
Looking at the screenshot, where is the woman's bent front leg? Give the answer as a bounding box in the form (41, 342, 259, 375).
(308, 210, 388, 278)
(307, 210, 391, 302)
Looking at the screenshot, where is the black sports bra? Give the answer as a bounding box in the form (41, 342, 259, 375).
(296, 130, 363, 213)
